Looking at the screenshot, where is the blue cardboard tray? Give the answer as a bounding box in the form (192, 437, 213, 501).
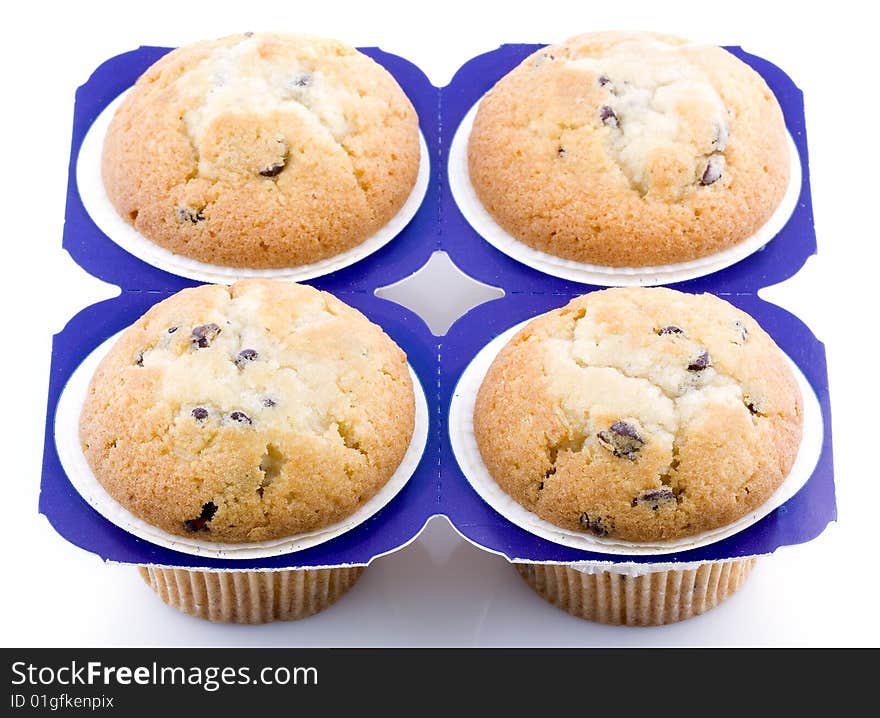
(41, 42, 835, 569)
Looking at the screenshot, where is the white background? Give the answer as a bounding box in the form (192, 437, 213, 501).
(1, 0, 877, 647)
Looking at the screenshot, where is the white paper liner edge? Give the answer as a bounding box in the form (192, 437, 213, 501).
(437, 513, 763, 577)
(55, 332, 430, 560)
(524, 556, 757, 577)
(76, 90, 431, 284)
(448, 99, 802, 287)
(448, 319, 824, 557)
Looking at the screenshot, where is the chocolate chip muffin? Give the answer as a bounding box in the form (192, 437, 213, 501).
(79, 279, 416, 543)
(473, 287, 803, 543)
(467, 32, 790, 267)
(102, 33, 420, 268)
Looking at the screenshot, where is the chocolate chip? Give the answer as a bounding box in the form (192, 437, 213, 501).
(557, 147, 567, 158)
(612, 421, 639, 439)
(744, 398, 762, 416)
(688, 351, 711, 372)
(168, 326, 178, 334)
(532, 52, 556, 69)
(598, 75, 623, 96)
(578, 513, 613, 537)
(734, 320, 749, 342)
(259, 156, 287, 177)
(191, 323, 221, 349)
(191, 407, 209, 421)
(657, 325, 683, 336)
(632, 487, 676, 509)
(597, 421, 644, 460)
(235, 348, 258, 367)
(230, 411, 252, 424)
(600, 105, 619, 128)
(176, 206, 205, 224)
(183, 501, 218, 532)
(700, 154, 724, 185)
(262, 398, 276, 408)
(135, 351, 144, 367)
(292, 72, 311, 87)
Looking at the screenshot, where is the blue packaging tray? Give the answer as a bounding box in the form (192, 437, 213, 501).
(41, 42, 835, 569)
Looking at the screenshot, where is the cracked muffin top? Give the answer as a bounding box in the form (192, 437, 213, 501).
(79, 279, 416, 543)
(467, 32, 790, 267)
(101, 33, 420, 268)
(473, 288, 803, 542)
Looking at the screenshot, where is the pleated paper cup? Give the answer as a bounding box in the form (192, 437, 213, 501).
(138, 566, 365, 624)
(514, 558, 757, 626)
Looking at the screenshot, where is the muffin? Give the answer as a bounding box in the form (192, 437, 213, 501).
(79, 279, 416, 622)
(473, 287, 803, 624)
(467, 32, 790, 267)
(102, 33, 420, 268)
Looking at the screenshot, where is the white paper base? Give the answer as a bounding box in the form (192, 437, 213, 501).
(448, 319, 823, 557)
(448, 99, 802, 287)
(77, 91, 431, 284)
(55, 332, 430, 560)
(535, 556, 754, 577)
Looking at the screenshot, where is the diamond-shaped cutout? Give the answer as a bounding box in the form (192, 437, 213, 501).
(375, 251, 504, 336)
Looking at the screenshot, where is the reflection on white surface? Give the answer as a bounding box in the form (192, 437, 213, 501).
(27, 516, 829, 647)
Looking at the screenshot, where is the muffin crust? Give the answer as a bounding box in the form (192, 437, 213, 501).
(102, 33, 420, 268)
(467, 32, 790, 267)
(80, 279, 416, 542)
(473, 288, 802, 542)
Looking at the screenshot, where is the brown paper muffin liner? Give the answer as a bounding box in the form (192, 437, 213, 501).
(138, 566, 365, 624)
(514, 558, 757, 626)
